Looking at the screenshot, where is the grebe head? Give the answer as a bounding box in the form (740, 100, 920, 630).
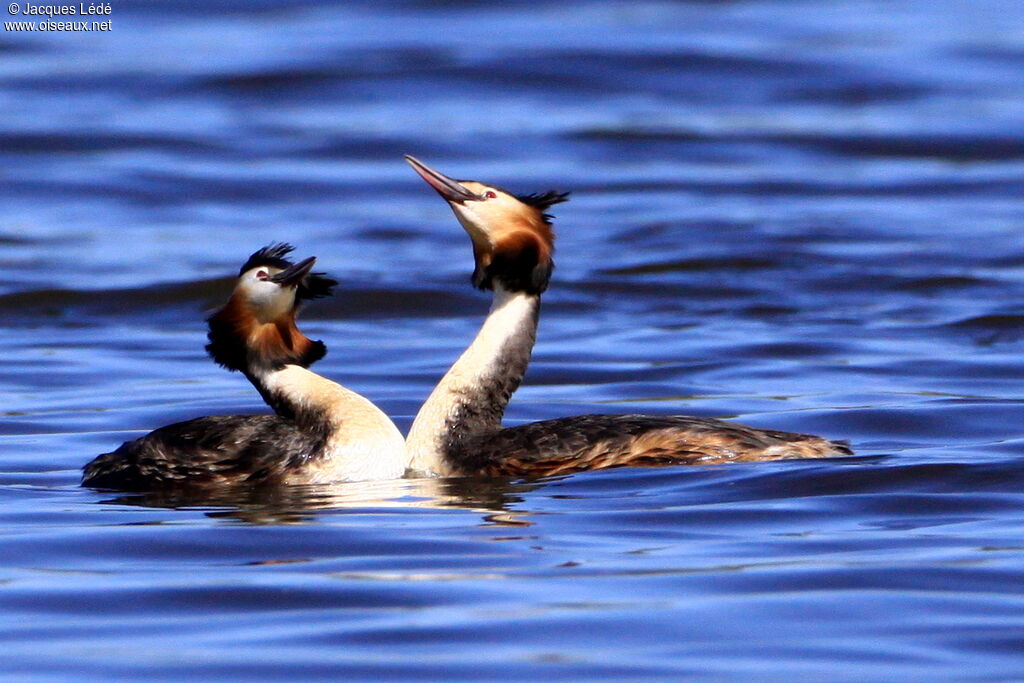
(235, 243, 336, 321)
(206, 244, 337, 373)
(404, 155, 569, 295)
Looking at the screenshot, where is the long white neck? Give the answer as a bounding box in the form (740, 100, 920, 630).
(255, 365, 407, 482)
(405, 285, 539, 476)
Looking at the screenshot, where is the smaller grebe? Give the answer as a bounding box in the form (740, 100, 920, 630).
(83, 244, 405, 491)
(403, 156, 851, 477)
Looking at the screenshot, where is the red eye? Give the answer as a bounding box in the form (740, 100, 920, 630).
(256, 270, 269, 280)
(484, 191, 497, 199)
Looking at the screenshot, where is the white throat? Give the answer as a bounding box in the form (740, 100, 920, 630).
(405, 285, 539, 476)
(257, 365, 407, 483)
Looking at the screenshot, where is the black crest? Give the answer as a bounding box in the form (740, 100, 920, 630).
(297, 271, 337, 301)
(239, 243, 296, 275)
(516, 190, 570, 223)
(238, 242, 338, 302)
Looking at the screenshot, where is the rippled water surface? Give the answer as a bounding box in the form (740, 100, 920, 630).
(4, 1, 1024, 679)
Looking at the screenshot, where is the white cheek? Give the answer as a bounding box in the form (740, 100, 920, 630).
(239, 279, 293, 320)
(249, 281, 279, 304)
(452, 205, 492, 244)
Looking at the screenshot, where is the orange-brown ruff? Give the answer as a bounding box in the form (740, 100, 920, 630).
(83, 245, 406, 491)
(403, 156, 852, 478)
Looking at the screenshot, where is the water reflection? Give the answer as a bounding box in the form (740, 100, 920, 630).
(92, 475, 546, 526)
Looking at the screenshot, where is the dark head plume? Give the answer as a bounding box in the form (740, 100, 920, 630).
(239, 242, 338, 302)
(239, 243, 296, 275)
(516, 190, 571, 224)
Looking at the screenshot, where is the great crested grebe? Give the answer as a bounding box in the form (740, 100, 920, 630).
(83, 244, 406, 490)
(403, 156, 852, 477)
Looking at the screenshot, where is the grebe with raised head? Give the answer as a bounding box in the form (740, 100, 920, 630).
(403, 156, 852, 477)
(83, 244, 406, 490)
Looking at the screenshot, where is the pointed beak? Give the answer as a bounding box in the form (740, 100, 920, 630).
(268, 256, 316, 289)
(404, 155, 481, 204)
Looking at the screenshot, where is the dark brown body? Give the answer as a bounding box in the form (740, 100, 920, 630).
(83, 415, 327, 491)
(446, 414, 852, 477)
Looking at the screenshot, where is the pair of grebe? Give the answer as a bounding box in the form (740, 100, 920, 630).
(82, 158, 849, 490)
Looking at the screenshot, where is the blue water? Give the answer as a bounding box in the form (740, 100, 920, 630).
(4, 1, 1024, 679)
